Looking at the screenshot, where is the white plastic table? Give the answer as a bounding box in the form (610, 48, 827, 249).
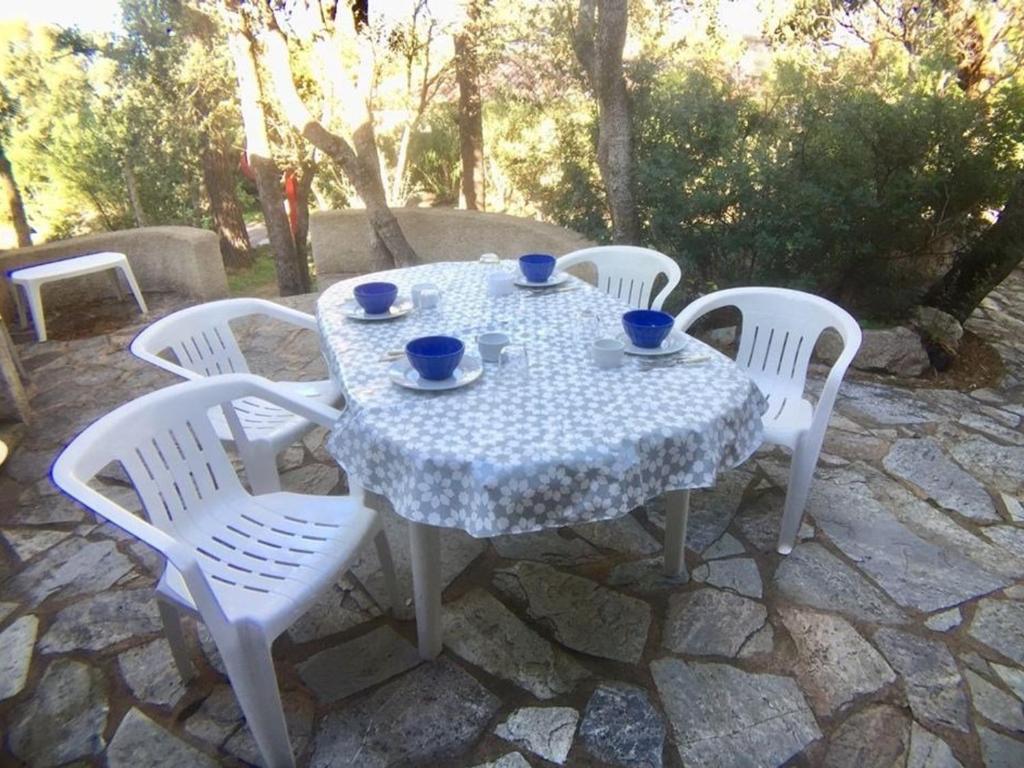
(317, 262, 767, 659)
(7, 251, 148, 341)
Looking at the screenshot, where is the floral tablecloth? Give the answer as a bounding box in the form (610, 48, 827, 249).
(317, 261, 766, 537)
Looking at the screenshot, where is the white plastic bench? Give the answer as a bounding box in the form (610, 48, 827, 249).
(7, 251, 148, 341)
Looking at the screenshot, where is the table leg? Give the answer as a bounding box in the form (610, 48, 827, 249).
(663, 489, 691, 579)
(409, 520, 443, 660)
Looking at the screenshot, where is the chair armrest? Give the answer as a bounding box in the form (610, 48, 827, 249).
(228, 373, 344, 428)
(55, 480, 194, 572)
(129, 330, 205, 381)
(674, 291, 741, 334)
(251, 301, 318, 333)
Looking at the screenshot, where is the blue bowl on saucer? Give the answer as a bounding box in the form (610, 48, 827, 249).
(354, 282, 398, 315)
(623, 309, 674, 349)
(519, 253, 556, 283)
(406, 336, 465, 381)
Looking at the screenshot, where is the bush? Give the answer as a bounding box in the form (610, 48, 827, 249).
(523, 57, 1021, 321)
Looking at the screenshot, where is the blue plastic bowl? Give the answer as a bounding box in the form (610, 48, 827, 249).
(622, 309, 674, 349)
(519, 253, 556, 283)
(354, 282, 398, 315)
(405, 336, 465, 381)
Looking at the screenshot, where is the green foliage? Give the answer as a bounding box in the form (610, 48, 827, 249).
(625, 60, 1021, 319)
(501, 0, 1024, 320)
(226, 247, 278, 295)
(2, 0, 1022, 324)
(407, 103, 461, 205)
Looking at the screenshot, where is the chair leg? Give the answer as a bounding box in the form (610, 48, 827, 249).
(374, 529, 402, 615)
(216, 622, 295, 768)
(776, 440, 818, 555)
(245, 444, 282, 495)
(158, 599, 195, 682)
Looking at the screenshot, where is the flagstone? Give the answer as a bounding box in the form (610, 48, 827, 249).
(579, 683, 665, 768)
(650, 658, 821, 768)
(823, 705, 910, 768)
(7, 537, 135, 607)
(8, 659, 108, 765)
(692, 557, 762, 598)
(907, 724, 963, 768)
(309, 659, 500, 768)
(773, 542, 907, 624)
(0, 615, 37, 701)
(495, 561, 651, 663)
(883, 438, 999, 522)
(495, 706, 579, 765)
(39, 588, 161, 653)
(978, 726, 1024, 768)
(572, 514, 661, 556)
(107, 708, 217, 768)
(663, 588, 766, 658)
(965, 670, 1024, 732)
(874, 628, 970, 732)
(297, 625, 420, 703)
(442, 589, 588, 699)
(779, 607, 895, 717)
(969, 599, 1024, 666)
(117, 637, 188, 708)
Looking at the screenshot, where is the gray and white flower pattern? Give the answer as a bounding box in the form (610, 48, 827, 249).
(318, 262, 766, 537)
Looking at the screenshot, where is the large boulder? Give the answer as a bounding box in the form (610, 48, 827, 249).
(911, 306, 964, 371)
(819, 326, 930, 377)
(911, 306, 964, 352)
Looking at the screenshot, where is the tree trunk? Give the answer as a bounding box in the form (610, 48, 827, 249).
(123, 160, 147, 228)
(455, 26, 484, 210)
(293, 161, 315, 269)
(391, 122, 412, 206)
(923, 175, 1024, 323)
(227, 25, 310, 295)
(573, 0, 639, 244)
(201, 139, 253, 269)
(0, 144, 32, 247)
(258, 23, 418, 271)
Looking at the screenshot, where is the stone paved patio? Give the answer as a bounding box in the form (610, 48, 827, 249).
(1, 273, 1024, 767)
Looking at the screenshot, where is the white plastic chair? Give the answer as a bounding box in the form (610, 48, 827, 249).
(674, 287, 862, 554)
(130, 298, 339, 495)
(556, 246, 682, 310)
(52, 374, 399, 768)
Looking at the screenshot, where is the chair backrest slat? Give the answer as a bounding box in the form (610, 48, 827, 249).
(56, 380, 247, 540)
(558, 246, 682, 310)
(676, 287, 860, 403)
(132, 302, 253, 380)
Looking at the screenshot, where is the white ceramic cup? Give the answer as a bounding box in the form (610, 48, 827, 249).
(487, 271, 515, 298)
(412, 282, 441, 309)
(592, 338, 625, 369)
(477, 331, 511, 362)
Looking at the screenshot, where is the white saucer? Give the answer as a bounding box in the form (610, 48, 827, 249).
(620, 332, 689, 356)
(389, 356, 484, 391)
(514, 272, 570, 288)
(342, 298, 413, 321)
